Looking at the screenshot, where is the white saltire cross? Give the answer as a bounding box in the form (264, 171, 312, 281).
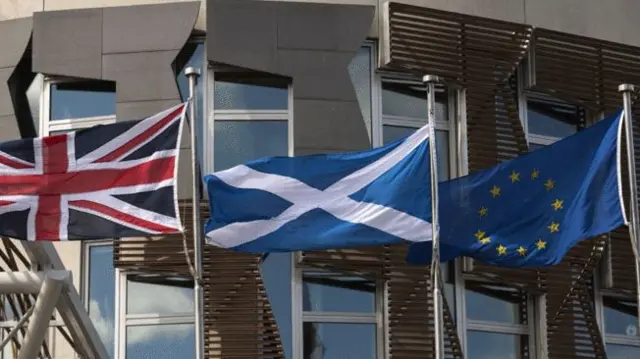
(206, 125, 434, 248)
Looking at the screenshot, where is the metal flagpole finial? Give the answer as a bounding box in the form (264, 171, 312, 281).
(619, 83, 635, 93)
(423, 75, 441, 84)
(185, 67, 201, 78)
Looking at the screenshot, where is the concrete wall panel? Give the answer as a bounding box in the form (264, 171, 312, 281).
(525, 0, 640, 47)
(0, 17, 34, 140)
(33, 9, 103, 79)
(208, 0, 375, 154)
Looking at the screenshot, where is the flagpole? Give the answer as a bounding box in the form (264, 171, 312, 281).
(185, 67, 205, 359)
(618, 84, 640, 331)
(423, 74, 444, 359)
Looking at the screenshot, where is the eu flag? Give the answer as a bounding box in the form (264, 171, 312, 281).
(407, 111, 626, 267)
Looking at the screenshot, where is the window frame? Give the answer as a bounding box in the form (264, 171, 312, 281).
(290, 261, 386, 359)
(40, 76, 117, 136)
(114, 269, 195, 359)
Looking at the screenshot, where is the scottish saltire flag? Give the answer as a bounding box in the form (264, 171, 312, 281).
(0, 103, 187, 241)
(204, 125, 434, 252)
(407, 111, 626, 267)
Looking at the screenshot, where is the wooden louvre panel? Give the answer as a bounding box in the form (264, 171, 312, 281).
(530, 28, 640, 295)
(114, 202, 284, 359)
(384, 1, 540, 289)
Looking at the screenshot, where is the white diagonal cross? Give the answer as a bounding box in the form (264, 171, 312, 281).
(206, 125, 434, 248)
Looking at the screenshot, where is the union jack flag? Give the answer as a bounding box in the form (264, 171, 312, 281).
(0, 103, 187, 241)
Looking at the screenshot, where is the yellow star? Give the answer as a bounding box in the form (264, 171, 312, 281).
(490, 185, 501, 198)
(552, 199, 564, 211)
(517, 246, 527, 256)
(509, 170, 520, 183)
(545, 179, 555, 191)
(536, 239, 547, 250)
(531, 169, 540, 179)
(548, 222, 560, 233)
(478, 207, 488, 217)
(497, 245, 507, 256)
(474, 230, 486, 239)
(480, 237, 491, 245)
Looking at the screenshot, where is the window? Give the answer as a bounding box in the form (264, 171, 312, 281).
(116, 272, 195, 359)
(292, 269, 384, 359)
(84, 242, 116, 358)
(41, 78, 116, 135)
(464, 281, 533, 359)
(378, 75, 456, 180)
(520, 92, 581, 149)
(599, 294, 640, 358)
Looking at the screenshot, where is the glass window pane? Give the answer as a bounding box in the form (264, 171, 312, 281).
(381, 81, 447, 120)
(604, 297, 638, 337)
(214, 120, 288, 171)
(383, 126, 450, 180)
(215, 78, 288, 110)
(465, 282, 527, 324)
(303, 322, 375, 359)
(467, 331, 528, 359)
(302, 272, 375, 313)
(177, 41, 205, 166)
(348, 46, 372, 137)
(126, 276, 194, 315)
(260, 253, 293, 359)
(126, 324, 194, 359)
(88, 245, 116, 358)
(527, 98, 579, 138)
(607, 343, 640, 359)
(50, 82, 115, 121)
(441, 262, 456, 318)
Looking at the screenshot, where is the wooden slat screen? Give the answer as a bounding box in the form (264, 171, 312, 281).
(114, 202, 284, 359)
(531, 28, 640, 295)
(384, 1, 540, 290)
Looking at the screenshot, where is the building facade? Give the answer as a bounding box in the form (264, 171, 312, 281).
(0, 0, 639, 358)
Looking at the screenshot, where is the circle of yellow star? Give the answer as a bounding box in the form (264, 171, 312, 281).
(490, 185, 501, 198)
(517, 246, 527, 256)
(497, 245, 507, 256)
(548, 222, 560, 233)
(478, 207, 488, 217)
(552, 199, 564, 211)
(474, 230, 486, 239)
(536, 239, 547, 250)
(480, 237, 491, 245)
(545, 179, 555, 191)
(531, 169, 540, 179)
(509, 170, 520, 183)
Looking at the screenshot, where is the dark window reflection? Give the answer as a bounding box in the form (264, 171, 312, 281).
(604, 296, 638, 336)
(214, 71, 288, 110)
(383, 126, 450, 180)
(302, 272, 375, 313)
(214, 120, 288, 171)
(467, 331, 528, 359)
(303, 322, 376, 359)
(381, 81, 448, 120)
(348, 46, 372, 135)
(465, 282, 527, 324)
(51, 81, 116, 121)
(87, 245, 116, 358)
(607, 343, 640, 359)
(126, 275, 194, 315)
(527, 98, 579, 138)
(125, 324, 195, 359)
(259, 253, 293, 359)
(441, 262, 456, 318)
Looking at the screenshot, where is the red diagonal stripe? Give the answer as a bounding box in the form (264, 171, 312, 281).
(69, 200, 179, 233)
(0, 156, 176, 196)
(0, 200, 14, 206)
(94, 104, 184, 163)
(0, 152, 34, 170)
